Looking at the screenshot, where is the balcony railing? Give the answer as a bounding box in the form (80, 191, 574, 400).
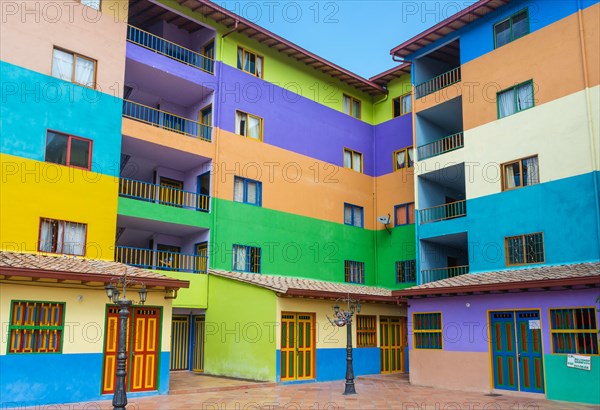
(119, 177, 210, 212)
(417, 132, 464, 161)
(415, 66, 461, 99)
(127, 25, 215, 74)
(421, 265, 469, 284)
(419, 200, 466, 224)
(123, 100, 212, 142)
(115, 246, 207, 274)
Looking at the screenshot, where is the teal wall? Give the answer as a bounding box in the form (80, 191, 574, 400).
(204, 275, 277, 381)
(545, 355, 600, 405)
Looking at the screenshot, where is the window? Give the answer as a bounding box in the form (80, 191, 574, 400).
(235, 111, 263, 141)
(80, 0, 101, 10)
(233, 176, 262, 206)
(501, 156, 539, 191)
(394, 203, 415, 226)
(396, 260, 416, 283)
(393, 147, 414, 170)
(38, 218, 87, 256)
(51, 48, 97, 88)
(505, 232, 544, 266)
(345, 260, 364, 284)
(343, 148, 363, 173)
(343, 94, 361, 119)
(8, 301, 65, 353)
(232, 244, 261, 273)
(344, 203, 363, 228)
(356, 315, 377, 347)
(393, 93, 412, 117)
(237, 47, 264, 78)
(45, 131, 92, 170)
(550, 308, 598, 355)
(494, 9, 529, 48)
(413, 312, 442, 349)
(497, 81, 534, 118)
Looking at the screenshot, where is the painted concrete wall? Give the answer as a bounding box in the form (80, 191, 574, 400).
(408, 289, 600, 404)
(0, 282, 173, 407)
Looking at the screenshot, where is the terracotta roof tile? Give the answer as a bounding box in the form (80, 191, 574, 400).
(0, 251, 189, 288)
(209, 269, 393, 299)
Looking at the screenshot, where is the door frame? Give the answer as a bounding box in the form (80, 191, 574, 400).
(280, 312, 316, 381)
(487, 308, 546, 394)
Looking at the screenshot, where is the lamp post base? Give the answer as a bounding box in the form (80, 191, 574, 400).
(343, 382, 357, 395)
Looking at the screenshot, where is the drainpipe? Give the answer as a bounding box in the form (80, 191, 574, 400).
(577, 0, 600, 255)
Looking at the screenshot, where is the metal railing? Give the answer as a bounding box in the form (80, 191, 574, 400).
(115, 246, 208, 274)
(119, 178, 210, 212)
(421, 265, 469, 284)
(127, 25, 215, 74)
(419, 200, 466, 224)
(417, 132, 464, 161)
(123, 100, 212, 142)
(415, 66, 461, 99)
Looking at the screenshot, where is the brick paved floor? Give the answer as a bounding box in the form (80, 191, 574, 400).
(27, 373, 599, 410)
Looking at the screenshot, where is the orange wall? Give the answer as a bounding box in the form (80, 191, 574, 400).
(0, 0, 128, 95)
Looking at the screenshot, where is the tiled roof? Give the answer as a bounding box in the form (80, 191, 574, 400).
(0, 251, 189, 288)
(209, 269, 395, 301)
(393, 262, 600, 297)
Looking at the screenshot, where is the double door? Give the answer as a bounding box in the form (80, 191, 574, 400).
(170, 315, 205, 372)
(490, 310, 544, 393)
(280, 313, 315, 381)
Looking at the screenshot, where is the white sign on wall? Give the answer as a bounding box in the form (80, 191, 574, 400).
(567, 354, 591, 371)
(528, 320, 540, 330)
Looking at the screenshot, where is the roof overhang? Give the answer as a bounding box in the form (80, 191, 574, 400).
(369, 63, 411, 87)
(392, 275, 600, 299)
(390, 0, 511, 59)
(0, 266, 190, 289)
(283, 288, 403, 304)
(150, 0, 387, 96)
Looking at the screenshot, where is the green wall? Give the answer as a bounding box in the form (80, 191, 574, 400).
(204, 275, 277, 381)
(118, 197, 213, 229)
(544, 355, 600, 405)
(211, 198, 414, 288)
(372, 74, 413, 125)
(153, 270, 208, 309)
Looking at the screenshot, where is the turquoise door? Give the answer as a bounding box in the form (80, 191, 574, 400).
(490, 311, 544, 393)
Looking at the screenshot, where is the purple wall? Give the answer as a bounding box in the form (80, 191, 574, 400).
(408, 288, 599, 353)
(373, 115, 413, 176)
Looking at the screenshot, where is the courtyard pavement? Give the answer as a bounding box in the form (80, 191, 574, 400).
(24, 373, 600, 410)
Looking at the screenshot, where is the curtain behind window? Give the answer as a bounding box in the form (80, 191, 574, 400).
(237, 48, 243, 69)
(62, 222, 86, 256)
(343, 96, 350, 115)
(396, 150, 406, 169)
(248, 116, 261, 139)
(247, 181, 257, 204)
(352, 152, 361, 172)
(256, 56, 263, 77)
(353, 208, 362, 227)
(75, 57, 95, 87)
(233, 246, 247, 271)
(344, 205, 353, 225)
(516, 83, 533, 111)
(503, 163, 517, 189)
(235, 112, 246, 136)
(233, 178, 244, 202)
(407, 148, 414, 167)
(402, 94, 411, 114)
(498, 89, 515, 118)
(523, 157, 539, 186)
(343, 150, 352, 168)
(39, 220, 55, 252)
(52, 49, 74, 81)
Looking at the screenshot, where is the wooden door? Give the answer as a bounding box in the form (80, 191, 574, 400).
(380, 317, 407, 373)
(280, 313, 315, 381)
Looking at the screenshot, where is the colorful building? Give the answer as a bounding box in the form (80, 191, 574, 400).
(391, 0, 600, 405)
(0, 0, 598, 407)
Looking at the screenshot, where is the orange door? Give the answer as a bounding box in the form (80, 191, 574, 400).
(101, 306, 161, 394)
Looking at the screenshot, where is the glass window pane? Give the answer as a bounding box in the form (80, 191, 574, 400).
(343, 95, 351, 115)
(512, 11, 529, 39)
(52, 49, 74, 81)
(69, 138, 90, 169)
(407, 203, 415, 224)
(393, 98, 400, 118)
(233, 178, 244, 202)
(74, 57, 95, 87)
(407, 148, 414, 167)
(352, 152, 361, 172)
(498, 88, 515, 118)
(236, 112, 247, 136)
(402, 94, 412, 114)
(354, 207, 363, 227)
(344, 205, 353, 225)
(248, 116, 261, 139)
(516, 83, 534, 111)
(352, 100, 361, 119)
(522, 157, 539, 186)
(45, 132, 68, 165)
(396, 205, 407, 225)
(508, 236, 524, 264)
(396, 150, 406, 170)
(246, 181, 257, 204)
(344, 150, 352, 168)
(237, 48, 243, 69)
(494, 20, 511, 48)
(80, 0, 101, 10)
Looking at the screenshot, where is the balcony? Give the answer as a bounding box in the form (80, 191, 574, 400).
(421, 265, 469, 284)
(115, 246, 207, 274)
(119, 178, 210, 212)
(123, 100, 212, 142)
(417, 132, 464, 161)
(415, 67, 461, 99)
(419, 200, 466, 225)
(126, 25, 214, 74)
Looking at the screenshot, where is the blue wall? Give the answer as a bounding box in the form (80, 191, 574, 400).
(0, 352, 170, 407)
(0, 61, 123, 177)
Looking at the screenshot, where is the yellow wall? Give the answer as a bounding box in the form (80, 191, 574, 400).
(0, 154, 119, 260)
(276, 297, 405, 349)
(0, 281, 173, 354)
(0, 0, 128, 95)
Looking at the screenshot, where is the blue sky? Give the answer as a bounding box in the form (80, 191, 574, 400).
(217, 1, 471, 78)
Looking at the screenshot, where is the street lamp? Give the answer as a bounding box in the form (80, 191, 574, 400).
(329, 297, 361, 395)
(104, 272, 148, 410)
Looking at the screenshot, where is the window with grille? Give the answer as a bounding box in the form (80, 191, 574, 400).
(413, 312, 442, 349)
(396, 260, 416, 283)
(232, 244, 261, 273)
(356, 315, 377, 347)
(505, 232, 544, 266)
(344, 260, 364, 284)
(550, 308, 598, 355)
(8, 301, 65, 353)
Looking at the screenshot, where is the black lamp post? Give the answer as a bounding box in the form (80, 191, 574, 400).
(104, 272, 147, 410)
(330, 298, 361, 395)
